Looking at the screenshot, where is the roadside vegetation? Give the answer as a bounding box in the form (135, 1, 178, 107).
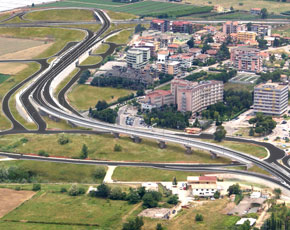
(113, 167, 206, 182)
(93, 44, 110, 54)
(0, 133, 231, 164)
(79, 55, 102, 66)
(107, 29, 134, 44)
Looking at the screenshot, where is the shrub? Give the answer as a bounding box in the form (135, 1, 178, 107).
(68, 184, 85, 196)
(58, 135, 70, 145)
(167, 195, 179, 205)
(60, 187, 67, 193)
(93, 167, 106, 180)
(15, 186, 21, 191)
(114, 144, 122, 152)
(38, 150, 49, 157)
(20, 138, 28, 143)
(32, 184, 41, 191)
(195, 213, 203, 221)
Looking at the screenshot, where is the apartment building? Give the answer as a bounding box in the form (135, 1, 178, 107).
(126, 47, 150, 69)
(223, 21, 246, 35)
(171, 21, 194, 34)
(237, 31, 257, 43)
(142, 90, 173, 110)
(150, 19, 169, 32)
(157, 61, 180, 75)
(250, 24, 271, 36)
(171, 79, 223, 114)
(230, 46, 262, 73)
(254, 82, 288, 115)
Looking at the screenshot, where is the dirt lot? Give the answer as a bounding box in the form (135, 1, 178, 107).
(0, 42, 52, 75)
(0, 188, 35, 218)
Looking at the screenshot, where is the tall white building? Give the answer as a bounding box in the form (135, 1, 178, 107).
(126, 47, 150, 69)
(254, 82, 288, 115)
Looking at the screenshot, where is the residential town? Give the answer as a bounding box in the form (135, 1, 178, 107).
(1, 1, 290, 229)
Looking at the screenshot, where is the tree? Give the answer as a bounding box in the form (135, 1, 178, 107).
(137, 186, 146, 198)
(261, 8, 268, 19)
(273, 38, 280, 47)
(249, 127, 254, 136)
(274, 188, 282, 199)
(136, 88, 145, 97)
(167, 195, 179, 205)
(122, 217, 144, 230)
(80, 144, 88, 159)
(110, 187, 125, 200)
(227, 183, 241, 196)
(127, 190, 141, 204)
(213, 191, 220, 199)
(193, 118, 200, 127)
(95, 100, 108, 111)
(258, 37, 268, 50)
(214, 125, 226, 142)
(187, 37, 195, 48)
(95, 183, 111, 198)
(156, 223, 163, 230)
(58, 135, 69, 145)
(32, 183, 41, 191)
(195, 213, 203, 221)
(135, 24, 146, 34)
(230, 6, 234, 11)
(246, 22, 252, 31)
(143, 192, 158, 208)
(217, 42, 230, 61)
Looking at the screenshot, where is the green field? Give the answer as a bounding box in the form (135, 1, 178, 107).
(39, 0, 212, 17)
(80, 55, 102, 66)
(0, 74, 10, 84)
(92, 43, 109, 54)
(0, 160, 106, 183)
(107, 29, 134, 44)
(2, 187, 136, 229)
(203, 140, 268, 159)
(113, 167, 207, 182)
(0, 133, 231, 164)
(67, 85, 135, 110)
(184, 0, 290, 14)
(24, 9, 95, 21)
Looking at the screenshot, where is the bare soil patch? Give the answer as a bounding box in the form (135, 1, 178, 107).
(0, 37, 47, 56)
(0, 188, 35, 218)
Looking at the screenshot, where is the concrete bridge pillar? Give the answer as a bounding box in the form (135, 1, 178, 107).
(39, 109, 48, 116)
(158, 141, 166, 149)
(112, 132, 120, 138)
(75, 60, 79, 67)
(48, 114, 60, 122)
(210, 151, 218, 159)
(184, 145, 192, 154)
(88, 50, 92, 55)
(130, 135, 141, 143)
(67, 120, 77, 127)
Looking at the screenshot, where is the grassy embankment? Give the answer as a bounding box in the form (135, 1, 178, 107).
(24, 9, 95, 21)
(79, 55, 102, 66)
(92, 43, 110, 54)
(0, 160, 106, 183)
(0, 133, 231, 164)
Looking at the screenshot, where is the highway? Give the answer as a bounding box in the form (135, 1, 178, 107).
(1, 8, 290, 190)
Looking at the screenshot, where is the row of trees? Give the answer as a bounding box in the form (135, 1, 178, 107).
(78, 70, 91, 84)
(257, 70, 282, 84)
(0, 166, 35, 183)
(91, 76, 146, 90)
(202, 89, 253, 121)
(89, 108, 118, 123)
(143, 105, 192, 130)
(185, 69, 237, 84)
(89, 184, 178, 208)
